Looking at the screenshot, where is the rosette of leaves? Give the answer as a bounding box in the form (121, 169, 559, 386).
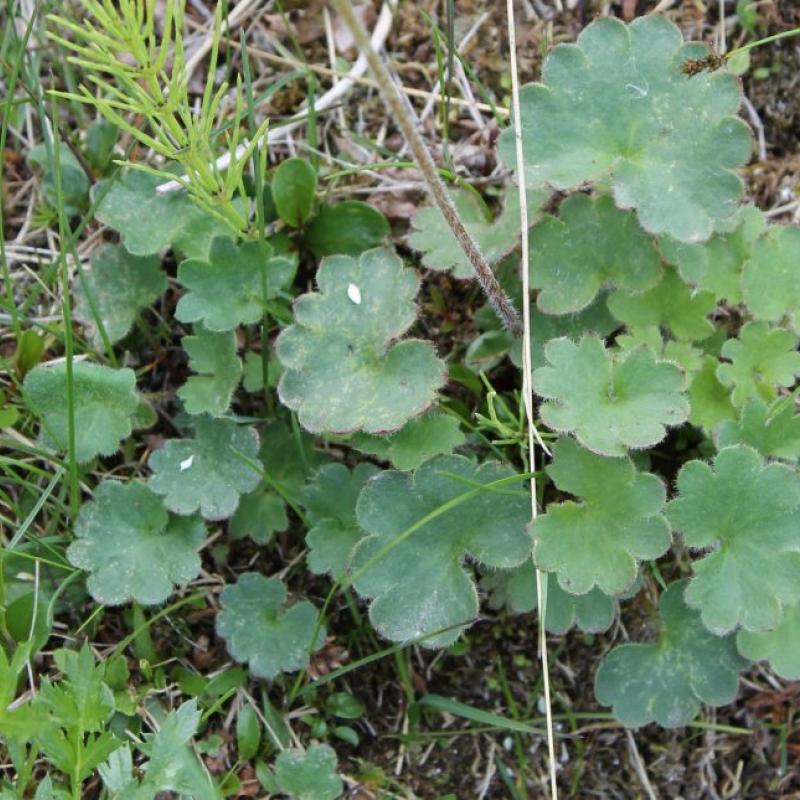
(532, 336, 689, 456)
(303, 463, 379, 579)
(716, 397, 800, 461)
(482, 563, 617, 635)
(737, 600, 800, 680)
(742, 224, 800, 330)
(74, 243, 166, 346)
(667, 445, 800, 634)
(533, 438, 670, 595)
(276, 247, 446, 434)
(176, 325, 242, 416)
(215, 573, 325, 680)
(529, 194, 662, 314)
(93, 170, 235, 259)
(67, 481, 204, 606)
(595, 580, 746, 728)
(351, 455, 532, 647)
(499, 15, 752, 242)
(148, 416, 260, 520)
(176, 237, 296, 331)
(716, 322, 800, 408)
(23, 361, 145, 462)
(408, 186, 546, 279)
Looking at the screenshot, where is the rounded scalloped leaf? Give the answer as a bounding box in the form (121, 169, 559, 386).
(215, 572, 325, 680)
(615, 327, 704, 375)
(73, 243, 166, 346)
(595, 580, 746, 728)
(67, 480, 204, 606)
(303, 462, 379, 579)
(176, 237, 296, 332)
(533, 438, 670, 595)
(667, 445, 800, 634)
(742, 224, 800, 331)
(229, 488, 289, 545)
(533, 336, 689, 456)
(716, 322, 800, 408)
(352, 455, 532, 647)
(687, 355, 736, 433)
(737, 600, 800, 680)
(499, 15, 752, 243)
(276, 247, 446, 434)
(716, 397, 800, 462)
(530, 195, 662, 314)
(93, 170, 235, 259)
(23, 361, 141, 463)
(148, 416, 261, 521)
(272, 744, 343, 800)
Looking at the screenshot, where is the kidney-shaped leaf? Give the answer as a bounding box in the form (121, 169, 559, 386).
(499, 15, 751, 242)
(533, 336, 689, 456)
(216, 573, 325, 680)
(530, 195, 661, 314)
(68, 481, 204, 606)
(272, 744, 343, 800)
(737, 600, 800, 680)
(667, 445, 800, 634)
(351, 455, 532, 647)
(148, 416, 260, 520)
(176, 237, 296, 331)
(595, 580, 746, 728)
(24, 361, 141, 462)
(276, 247, 446, 434)
(533, 438, 670, 595)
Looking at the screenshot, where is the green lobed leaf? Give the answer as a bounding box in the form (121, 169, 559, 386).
(272, 158, 317, 227)
(530, 195, 662, 314)
(176, 237, 296, 331)
(594, 580, 746, 727)
(305, 200, 390, 258)
(615, 327, 704, 374)
(229, 488, 289, 545)
(215, 573, 326, 680)
(68, 480, 204, 606)
(742, 224, 800, 330)
(276, 247, 446, 434)
(483, 563, 616, 635)
(352, 455, 532, 647)
(74, 243, 166, 346)
(607, 268, 716, 341)
(659, 205, 766, 304)
(737, 600, 800, 680)
(687, 355, 736, 432)
(271, 744, 343, 800)
(716, 321, 800, 408)
(408, 187, 546, 280)
(303, 463, 379, 579)
(24, 361, 141, 462)
(667, 445, 800, 634)
(177, 325, 242, 416)
(93, 170, 235, 259)
(148, 416, 261, 521)
(533, 335, 689, 456)
(716, 397, 800, 462)
(499, 15, 752, 242)
(533, 438, 670, 595)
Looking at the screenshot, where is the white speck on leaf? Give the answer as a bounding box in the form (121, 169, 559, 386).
(180, 455, 194, 471)
(347, 283, 362, 305)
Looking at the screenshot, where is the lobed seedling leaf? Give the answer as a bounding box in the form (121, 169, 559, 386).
(229, 488, 289, 545)
(270, 744, 343, 800)
(595, 580, 746, 727)
(616, 327, 704, 374)
(216, 573, 325, 680)
(716, 397, 800, 461)
(177, 325, 242, 416)
(24, 361, 143, 462)
(176, 237, 296, 331)
(667, 445, 800, 634)
(530, 194, 662, 314)
(533, 335, 689, 456)
(687, 355, 736, 432)
(499, 15, 752, 242)
(533, 438, 670, 595)
(352, 455, 532, 646)
(276, 248, 446, 434)
(68, 480, 204, 606)
(74, 243, 166, 346)
(148, 416, 260, 521)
